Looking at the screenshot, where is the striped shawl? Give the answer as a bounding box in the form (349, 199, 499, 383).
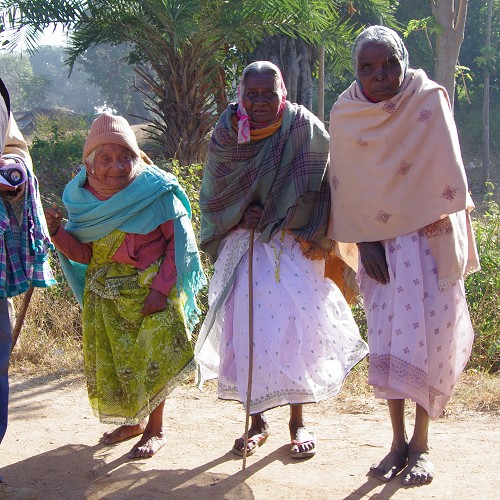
(0, 156, 55, 297)
(200, 101, 331, 260)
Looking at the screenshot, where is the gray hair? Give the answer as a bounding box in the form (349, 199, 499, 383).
(84, 149, 97, 167)
(352, 25, 409, 78)
(240, 61, 287, 98)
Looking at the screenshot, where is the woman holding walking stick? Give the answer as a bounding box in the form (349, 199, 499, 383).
(195, 61, 367, 459)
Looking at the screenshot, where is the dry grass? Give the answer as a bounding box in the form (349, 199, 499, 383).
(10, 280, 83, 377)
(331, 359, 500, 418)
(447, 370, 500, 415)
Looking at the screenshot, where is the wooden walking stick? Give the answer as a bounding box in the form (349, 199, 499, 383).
(242, 228, 255, 470)
(10, 286, 35, 353)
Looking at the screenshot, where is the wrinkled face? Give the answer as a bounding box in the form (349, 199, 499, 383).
(242, 71, 282, 123)
(89, 144, 134, 190)
(357, 42, 403, 101)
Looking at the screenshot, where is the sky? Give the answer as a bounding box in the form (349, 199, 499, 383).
(0, 24, 67, 52)
(38, 25, 67, 46)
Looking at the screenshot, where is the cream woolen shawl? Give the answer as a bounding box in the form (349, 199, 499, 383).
(328, 69, 479, 288)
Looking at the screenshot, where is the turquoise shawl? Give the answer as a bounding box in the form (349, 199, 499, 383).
(59, 163, 206, 330)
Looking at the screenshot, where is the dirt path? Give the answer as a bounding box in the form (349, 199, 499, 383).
(0, 373, 498, 499)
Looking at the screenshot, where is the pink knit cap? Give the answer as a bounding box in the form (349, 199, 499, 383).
(82, 112, 141, 161)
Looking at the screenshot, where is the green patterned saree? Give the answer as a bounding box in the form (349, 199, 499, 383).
(82, 230, 193, 424)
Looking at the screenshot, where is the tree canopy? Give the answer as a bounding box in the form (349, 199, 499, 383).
(0, 0, 396, 164)
(1, 0, 496, 177)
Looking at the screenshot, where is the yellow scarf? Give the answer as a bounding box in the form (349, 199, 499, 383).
(231, 114, 283, 141)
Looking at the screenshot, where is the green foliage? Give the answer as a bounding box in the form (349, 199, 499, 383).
(456, 104, 500, 157)
(163, 159, 204, 235)
(154, 159, 213, 337)
(455, 65, 472, 80)
(475, 45, 499, 74)
(29, 114, 88, 207)
(0, 51, 50, 111)
(466, 187, 500, 373)
(404, 16, 441, 38)
(351, 301, 368, 343)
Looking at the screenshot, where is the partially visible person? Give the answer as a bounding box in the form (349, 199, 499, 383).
(44, 113, 206, 459)
(195, 61, 368, 459)
(0, 79, 55, 500)
(328, 26, 479, 485)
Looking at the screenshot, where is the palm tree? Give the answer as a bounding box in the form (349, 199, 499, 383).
(0, 0, 394, 164)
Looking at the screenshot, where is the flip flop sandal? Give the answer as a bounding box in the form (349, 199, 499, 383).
(232, 432, 270, 457)
(290, 433, 317, 459)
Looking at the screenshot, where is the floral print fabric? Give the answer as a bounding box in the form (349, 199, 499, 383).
(196, 229, 368, 414)
(82, 230, 193, 424)
(358, 229, 474, 419)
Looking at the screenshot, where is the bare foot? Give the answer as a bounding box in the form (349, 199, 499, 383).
(128, 429, 167, 459)
(101, 422, 146, 445)
(290, 427, 316, 458)
(370, 447, 408, 482)
(401, 451, 434, 485)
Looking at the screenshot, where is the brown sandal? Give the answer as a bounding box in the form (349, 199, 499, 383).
(232, 432, 270, 456)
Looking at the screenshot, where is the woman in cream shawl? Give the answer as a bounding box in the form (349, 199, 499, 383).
(328, 26, 479, 485)
(196, 61, 367, 459)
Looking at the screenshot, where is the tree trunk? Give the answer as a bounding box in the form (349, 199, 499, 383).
(317, 45, 325, 123)
(431, 0, 468, 110)
(481, 0, 493, 192)
(254, 35, 315, 110)
(135, 39, 226, 166)
(284, 37, 300, 103)
(297, 39, 313, 110)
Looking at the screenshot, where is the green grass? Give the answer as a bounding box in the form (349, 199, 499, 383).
(465, 188, 500, 373)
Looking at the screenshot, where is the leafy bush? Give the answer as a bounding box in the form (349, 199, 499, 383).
(160, 160, 213, 338)
(30, 114, 89, 208)
(351, 301, 368, 343)
(164, 160, 204, 235)
(465, 187, 500, 373)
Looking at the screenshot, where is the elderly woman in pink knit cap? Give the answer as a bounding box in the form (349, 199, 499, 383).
(328, 26, 479, 485)
(44, 113, 206, 459)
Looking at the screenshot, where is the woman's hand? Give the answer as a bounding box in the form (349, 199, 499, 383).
(358, 241, 390, 284)
(142, 288, 168, 316)
(44, 202, 63, 237)
(239, 204, 263, 229)
(6, 184, 25, 202)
